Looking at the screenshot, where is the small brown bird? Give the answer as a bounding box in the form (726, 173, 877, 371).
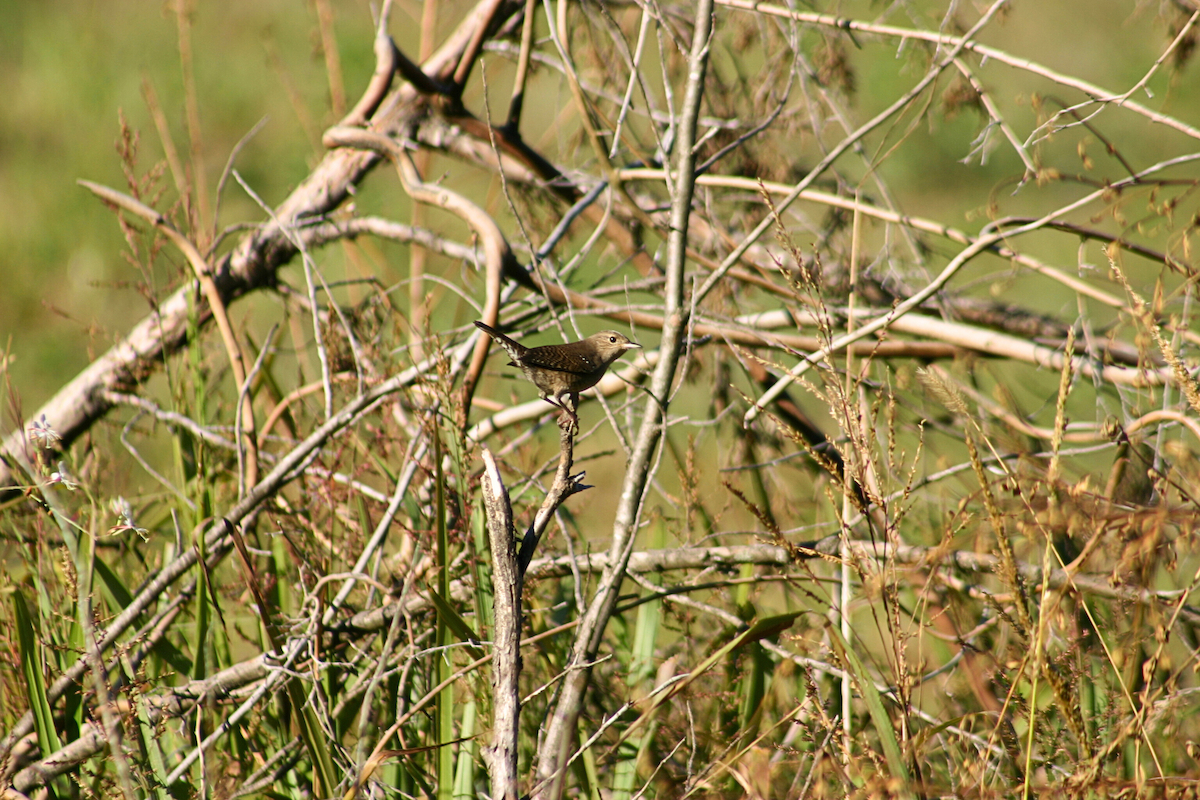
(474, 321, 641, 426)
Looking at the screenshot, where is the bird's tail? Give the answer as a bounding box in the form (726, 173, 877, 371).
(474, 320, 526, 360)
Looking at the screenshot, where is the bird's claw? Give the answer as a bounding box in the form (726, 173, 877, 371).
(556, 409, 579, 435)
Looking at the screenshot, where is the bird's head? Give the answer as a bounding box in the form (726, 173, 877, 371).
(586, 331, 642, 365)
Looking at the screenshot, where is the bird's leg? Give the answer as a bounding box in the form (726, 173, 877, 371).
(566, 393, 580, 430)
(540, 393, 575, 432)
(551, 393, 580, 433)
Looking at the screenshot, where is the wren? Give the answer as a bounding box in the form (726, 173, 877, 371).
(474, 321, 641, 427)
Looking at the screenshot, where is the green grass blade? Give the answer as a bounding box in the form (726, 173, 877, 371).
(737, 641, 768, 734)
(451, 700, 478, 800)
(126, 656, 171, 800)
(827, 622, 911, 785)
(428, 590, 484, 660)
(613, 521, 665, 799)
(13, 590, 62, 757)
(93, 556, 133, 613)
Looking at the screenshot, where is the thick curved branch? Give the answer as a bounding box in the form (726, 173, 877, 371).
(0, 0, 523, 490)
(322, 125, 515, 426)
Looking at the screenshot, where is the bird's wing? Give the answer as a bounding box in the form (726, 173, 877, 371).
(520, 351, 600, 375)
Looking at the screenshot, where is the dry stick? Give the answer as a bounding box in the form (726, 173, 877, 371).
(606, 1, 652, 158)
(257, 373, 356, 447)
(951, 57, 1037, 178)
(424, 7, 662, 278)
(992, 216, 1189, 279)
(852, 311, 1168, 387)
(408, 0, 440, 363)
(297, 216, 482, 264)
(532, 2, 713, 796)
(786, 45, 928, 267)
(501, 1, 647, 352)
(517, 415, 582, 571)
(102, 390, 237, 451)
(323, 433, 432, 624)
(322, 126, 510, 426)
(387, 12, 1195, 350)
(340, 6, 397, 127)
(533, 163, 1136, 317)
(504, 0, 538, 130)
(357, 165, 973, 363)
(482, 367, 584, 794)
(354, 581, 408, 765)
(212, 118, 270, 250)
(1023, 9, 1200, 150)
(79, 181, 260, 491)
(235, 170, 370, 410)
(713, 6, 1015, 423)
(480, 448, 520, 800)
(541, 0, 798, 308)
(547, 0, 661, 241)
(452, 0, 507, 88)
(174, 0, 209, 236)
(436, 112, 657, 279)
(925, 365, 1200, 445)
(439, 53, 804, 298)
(114, 412, 198, 509)
(292, 532, 1200, 641)
(745, 305, 1170, 385)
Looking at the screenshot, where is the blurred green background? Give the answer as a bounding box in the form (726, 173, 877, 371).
(0, 0, 376, 412)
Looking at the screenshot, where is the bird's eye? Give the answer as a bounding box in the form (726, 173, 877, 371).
(608, 336, 617, 343)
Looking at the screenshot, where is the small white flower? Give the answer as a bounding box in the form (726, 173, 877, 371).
(48, 461, 78, 491)
(110, 496, 133, 519)
(28, 415, 62, 449)
(108, 497, 148, 540)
